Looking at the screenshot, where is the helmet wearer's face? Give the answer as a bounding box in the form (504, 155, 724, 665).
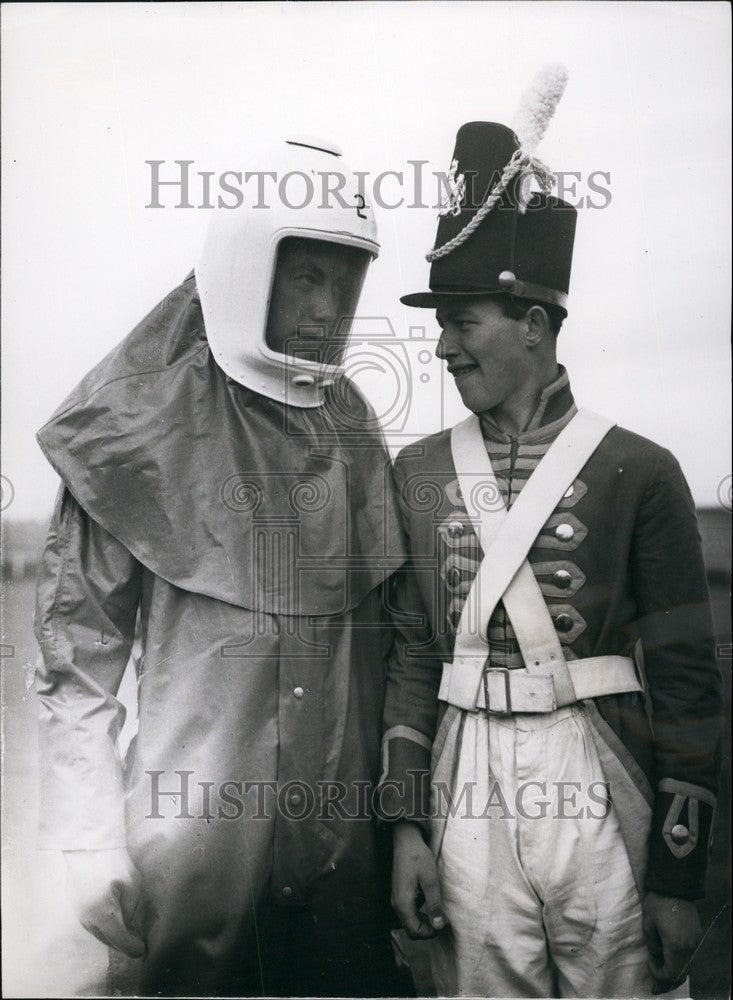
(265, 237, 371, 367)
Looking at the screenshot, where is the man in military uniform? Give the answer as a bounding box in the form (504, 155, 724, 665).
(34, 136, 409, 997)
(379, 70, 722, 997)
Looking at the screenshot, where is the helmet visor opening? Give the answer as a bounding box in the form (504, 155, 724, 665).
(265, 236, 372, 367)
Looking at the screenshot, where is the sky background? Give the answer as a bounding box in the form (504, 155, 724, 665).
(2, 0, 731, 520)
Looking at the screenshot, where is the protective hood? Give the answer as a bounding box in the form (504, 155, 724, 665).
(195, 136, 379, 407)
(36, 276, 406, 615)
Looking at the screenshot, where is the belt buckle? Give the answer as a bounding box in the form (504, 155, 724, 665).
(483, 666, 512, 715)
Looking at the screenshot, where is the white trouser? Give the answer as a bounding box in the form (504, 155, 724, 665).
(429, 703, 654, 998)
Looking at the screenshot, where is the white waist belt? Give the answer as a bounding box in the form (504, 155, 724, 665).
(438, 655, 641, 714)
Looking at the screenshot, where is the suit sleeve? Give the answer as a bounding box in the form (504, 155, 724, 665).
(630, 449, 722, 899)
(34, 485, 143, 850)
(378, 454, 444, 828)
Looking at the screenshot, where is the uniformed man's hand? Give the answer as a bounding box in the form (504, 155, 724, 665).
(391, 820, 447, 939)
(64, 847, 145, 958)
(642, 891, 701, 994)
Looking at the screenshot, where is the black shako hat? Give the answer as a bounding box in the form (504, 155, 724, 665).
(402, 66, 577, 313)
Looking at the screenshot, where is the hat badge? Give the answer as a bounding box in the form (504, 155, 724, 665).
(438, 159, 466, 218)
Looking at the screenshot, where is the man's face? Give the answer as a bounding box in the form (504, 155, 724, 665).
(265, 237, 371, 367)
(435, 296, 531, 414)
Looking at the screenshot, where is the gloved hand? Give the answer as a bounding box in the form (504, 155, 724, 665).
(64, 847, 145, 958)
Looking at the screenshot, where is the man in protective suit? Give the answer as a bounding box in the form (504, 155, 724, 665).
(379, 68, 722, 997)
(34, 136, 409, 997)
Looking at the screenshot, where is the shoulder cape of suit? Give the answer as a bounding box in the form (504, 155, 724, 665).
(37, 275, 406, 616)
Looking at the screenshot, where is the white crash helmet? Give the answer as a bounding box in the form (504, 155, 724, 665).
(195, 135, 379, 407)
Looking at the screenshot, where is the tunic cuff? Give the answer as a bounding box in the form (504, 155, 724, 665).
(644, 780, 716, 900)
(377, 729, 431, 826)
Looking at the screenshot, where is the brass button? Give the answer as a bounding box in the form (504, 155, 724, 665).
(555, 523, 575, 542)
(446, 567, 462, 587)
(670, 824, 690, 845)
(456, 487, 463, 501)
(563, 485, 575, 498)
(290, 793, 303, 807)
(282, 886, 294, 898)
(447, 520, 464, 537)
(552, 569, 572, 589)
(554, 613, 574, 633)
(292, 375, 315, 387)
(293, 686, 304, 699)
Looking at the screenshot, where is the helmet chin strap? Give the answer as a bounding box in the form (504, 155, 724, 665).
(290, 367, 340, 390)
(227, 346, 348, 408)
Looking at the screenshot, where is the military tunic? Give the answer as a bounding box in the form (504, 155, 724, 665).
(381, 370, 722, 903)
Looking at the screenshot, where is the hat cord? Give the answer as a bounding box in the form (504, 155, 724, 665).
(426, 148, 555, 263)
